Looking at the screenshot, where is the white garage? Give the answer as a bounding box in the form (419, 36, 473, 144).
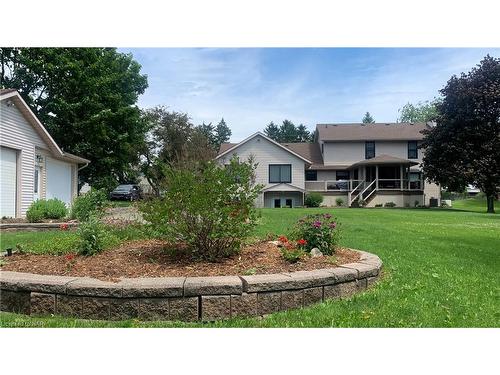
(0, 89, 89, 217)
(0, 146, 18, 217)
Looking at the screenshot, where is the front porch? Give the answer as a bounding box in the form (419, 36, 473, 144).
(304, 155, 423, 206)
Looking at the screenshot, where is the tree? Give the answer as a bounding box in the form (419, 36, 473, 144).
(196, 118, 232, 151)
(0, 48, 148, 190)
(362, 112, 375, 123)
(398, 100, 439, 123)
(263, 120, 313, 142)
(420, 55, 500, 213)
(140, 106, 215, 195)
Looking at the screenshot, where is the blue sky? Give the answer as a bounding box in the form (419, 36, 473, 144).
(120, 48, 499, 141)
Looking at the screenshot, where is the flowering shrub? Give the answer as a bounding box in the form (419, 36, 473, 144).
(140, 157, 263, 261)
(291, 213, 341, 255)
(60, 223, 69, 231)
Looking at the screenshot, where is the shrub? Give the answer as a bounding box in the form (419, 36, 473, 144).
(290, 213, 341, 255)
(76, 216, 110, 256)
(305, 192, 323, 207)
(335, 197, 344, 207)
(139, 157, 263, 261)
(384, 202, 396, 207)
(374, 203, 383, 208)
(280, 246, 306, 263)
(26, 199, 68, 222)
(414, 200, 420, 207)
(71, 189, 108, 221)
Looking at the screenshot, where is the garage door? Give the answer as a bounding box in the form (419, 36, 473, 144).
(46, 157, 72, 206)
(0, 146, 17, 217)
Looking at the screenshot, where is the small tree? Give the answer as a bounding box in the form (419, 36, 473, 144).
(421, 55, 500, 213)
(140, 157, 263, 261)
(362, 112, 375, 124)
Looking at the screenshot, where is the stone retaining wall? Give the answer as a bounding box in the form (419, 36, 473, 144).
(0, 250, 382, 322)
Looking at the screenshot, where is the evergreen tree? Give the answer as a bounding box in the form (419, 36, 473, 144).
(362, 112, 375, 123)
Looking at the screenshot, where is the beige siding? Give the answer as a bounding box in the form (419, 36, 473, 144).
(323, 141, 364, 164)
(0, 101, 50, 216)
(423, 181, 441, 206)
(218, 135, 306, 190)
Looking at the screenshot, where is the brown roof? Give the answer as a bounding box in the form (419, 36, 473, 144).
(0, 88, 17, 95)
(282, 143, 323, 165)
(349, 154, 419, 168)
(316, 122, 429, 141)
(218, 143, 237, 154)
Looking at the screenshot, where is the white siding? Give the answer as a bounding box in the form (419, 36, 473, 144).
(218, 135, 306, 190)
(0, 101, 49, 216)
(323, 142, 365, 164)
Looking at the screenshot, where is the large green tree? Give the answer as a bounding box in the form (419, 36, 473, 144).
(196, 117, 232, 151)
(140, 106, 215, 195)
(0, 48, 148, 190)
(263, 119, 313, 142)
(421, 55, 500, 213)
(398, 100, 439, 123)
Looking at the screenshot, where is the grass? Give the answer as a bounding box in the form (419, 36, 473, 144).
(1, 206, 499, 327)
(449, 196, 493, 213)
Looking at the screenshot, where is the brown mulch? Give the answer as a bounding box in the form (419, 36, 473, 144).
(0, 240, 360, 282)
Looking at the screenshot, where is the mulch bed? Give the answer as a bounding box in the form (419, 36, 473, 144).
(0, 240, 360, 282)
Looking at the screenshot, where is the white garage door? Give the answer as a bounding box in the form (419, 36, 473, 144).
(46, 157, 72, 206)
(0, 146, 17, 217)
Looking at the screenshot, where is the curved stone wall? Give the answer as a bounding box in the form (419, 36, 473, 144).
(0, 250, 382, 322)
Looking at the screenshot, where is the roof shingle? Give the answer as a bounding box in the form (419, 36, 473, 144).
(316, 122, 429, 141)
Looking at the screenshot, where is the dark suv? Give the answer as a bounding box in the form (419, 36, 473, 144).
(109, 184, 142, 201)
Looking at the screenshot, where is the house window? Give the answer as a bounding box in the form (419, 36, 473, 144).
(34, 168, 39, 193)
(285, 199, 293, 208)
(274, 199, 281, 208)
(305, 170, 317, 181)
(321, 143, 324, 155)
(336, 171, 350, 180)
(269, 164, 292, 183)
(408, 141, 418, 159)
(365, 141, 375, 159)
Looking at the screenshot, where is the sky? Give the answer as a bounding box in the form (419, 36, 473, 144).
(120, 48, 500, 141)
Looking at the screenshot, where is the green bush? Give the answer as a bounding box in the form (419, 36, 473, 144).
(71, 189, 108, 221)
(375, 204, 383, 208)
(26, 199, 68, 222)
(335, 197, 344, 207)
(304, 192, 323, 207)
(76, 216, 110, 256)
(384, 202, 397, 207)
(290, 213, 341, 255)
(280, 247, 306, 263)
(139, 157, 263, 261)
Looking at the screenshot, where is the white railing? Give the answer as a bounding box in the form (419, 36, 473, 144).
(306, 179, 423, 192)
(305, 180, 364, 192)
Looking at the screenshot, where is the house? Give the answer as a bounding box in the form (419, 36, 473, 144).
(0, 89, 90, 218)
(216, 122, 441, 208)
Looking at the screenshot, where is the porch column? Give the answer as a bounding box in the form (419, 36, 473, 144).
(375, 165, 379, 189)
(400, 165, 403, 191)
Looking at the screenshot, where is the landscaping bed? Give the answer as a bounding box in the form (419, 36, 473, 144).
(0, 240, 360, 282)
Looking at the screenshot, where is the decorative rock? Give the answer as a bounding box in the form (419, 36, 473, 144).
(169, 297, 198, 322)
(0, 290, 31, 314)
(56, 295, 83, 317)
(281, 290, 303, 310)
(310, 248, 323, 257)
(138, 298, 170, 321)
(120, 277, 185, 298)
(81, 297, 110, 320)
(231, 293, 258, 318)
(303, 287, 323, 306)
(201, 295, 231, 321)
(109, 299, 140, 320)
(257, 291, 281, 315)
(268, 241, 281, 246)
(30, 292, 55, 316)
(184, 276, 242, 296)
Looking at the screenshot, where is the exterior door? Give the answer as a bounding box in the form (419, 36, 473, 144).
(0, 146, 17, 217)
(274, 198, 281, 208)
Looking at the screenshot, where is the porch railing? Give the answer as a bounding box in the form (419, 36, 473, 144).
(305, 179, 422, 192)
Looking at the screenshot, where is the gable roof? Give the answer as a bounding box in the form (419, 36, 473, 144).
(316, 122, 430, 141)
(349, 154, 419, 168)
(215, 132, 313, 164)
(0, 89, 90, 164)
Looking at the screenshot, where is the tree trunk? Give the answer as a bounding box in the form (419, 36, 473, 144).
(486, 195, 495, 213)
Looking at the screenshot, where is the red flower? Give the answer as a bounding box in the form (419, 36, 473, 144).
(278, 235, 288, 243)
(60, 223, 69, 231)
(297, 239, 307, 246)
(65, 254, 75, 261)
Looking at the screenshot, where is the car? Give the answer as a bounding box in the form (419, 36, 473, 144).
(109, 184, 142, 201)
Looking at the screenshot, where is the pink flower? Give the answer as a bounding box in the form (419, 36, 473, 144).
(329, 222, 337, 229)
(312, 221, 322, 228)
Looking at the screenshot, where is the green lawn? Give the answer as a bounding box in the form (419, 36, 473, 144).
(1, 206, 498, 327)
(450, 197, 493, 213)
